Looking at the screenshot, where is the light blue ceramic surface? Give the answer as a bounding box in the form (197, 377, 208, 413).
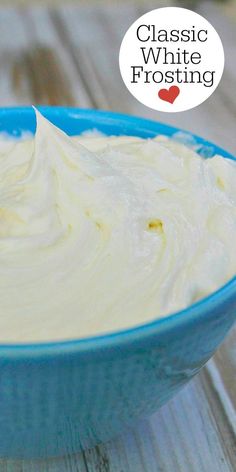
(0, 107, 235, 459)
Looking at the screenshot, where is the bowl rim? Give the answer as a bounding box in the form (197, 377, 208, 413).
(0, 105, 235, 357)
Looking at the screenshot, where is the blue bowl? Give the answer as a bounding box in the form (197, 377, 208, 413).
(0, 106, 235, 459)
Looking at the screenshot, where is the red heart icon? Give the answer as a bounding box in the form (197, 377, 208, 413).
(158, 86, 180, 104)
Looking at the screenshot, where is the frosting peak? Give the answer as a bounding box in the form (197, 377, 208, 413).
(0, 110, 235, 342)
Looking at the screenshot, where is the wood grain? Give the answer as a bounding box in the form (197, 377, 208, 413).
(0, 2, 235, 471)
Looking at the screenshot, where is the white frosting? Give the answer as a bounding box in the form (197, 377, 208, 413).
(0, 110, 235, 342)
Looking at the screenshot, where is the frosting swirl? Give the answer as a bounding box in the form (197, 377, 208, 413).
(0, 110, 235, 342)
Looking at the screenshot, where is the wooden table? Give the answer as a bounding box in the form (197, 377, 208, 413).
(0, 2, 235, 471)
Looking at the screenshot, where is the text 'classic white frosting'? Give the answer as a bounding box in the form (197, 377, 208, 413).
(0, 110, 235, 342)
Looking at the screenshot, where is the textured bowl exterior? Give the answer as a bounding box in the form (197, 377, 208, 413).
(0, 107, 235, 458)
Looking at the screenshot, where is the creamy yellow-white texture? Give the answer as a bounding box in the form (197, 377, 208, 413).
(0, 110, 235, 342)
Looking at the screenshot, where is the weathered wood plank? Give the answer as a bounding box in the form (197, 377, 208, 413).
(50, 8, 108, 109)
(0, 6, 92, 107)
(21, 6, 90, 107)
(1, 370, 235, 472)
(0, 3, 234, 472)
(54, 2, 236, 154)
(214, 327, 236, 411)
(0, 7, 31, 105)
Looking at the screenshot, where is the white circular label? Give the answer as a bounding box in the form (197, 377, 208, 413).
(119, 7, 224, 112)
